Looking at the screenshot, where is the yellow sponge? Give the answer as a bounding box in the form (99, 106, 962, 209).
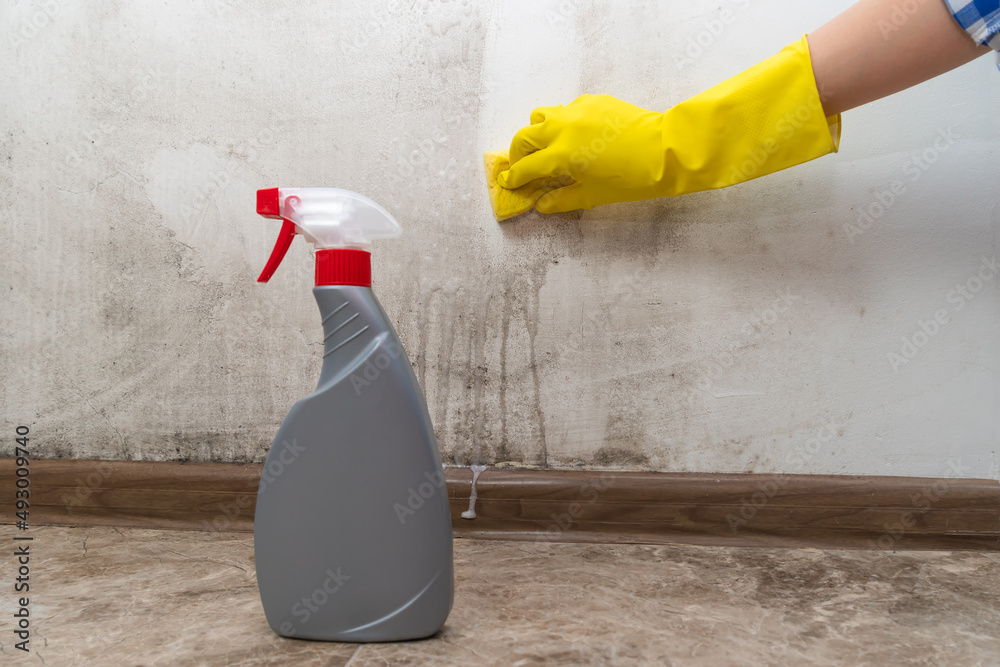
(483, 150, 557, 222)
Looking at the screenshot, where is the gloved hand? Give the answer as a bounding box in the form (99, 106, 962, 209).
(496, 35, 841, 214)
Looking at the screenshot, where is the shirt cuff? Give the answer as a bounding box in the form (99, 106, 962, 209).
(942, 0, 1000, 50)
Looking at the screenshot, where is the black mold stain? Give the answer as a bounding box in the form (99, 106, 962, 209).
(593, 445, 650, 468)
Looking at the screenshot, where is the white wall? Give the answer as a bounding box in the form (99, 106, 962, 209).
(2, 0, 997, 477)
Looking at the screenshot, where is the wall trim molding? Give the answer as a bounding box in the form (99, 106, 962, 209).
(3, 459, 998, 550)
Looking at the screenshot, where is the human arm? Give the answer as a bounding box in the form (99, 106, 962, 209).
(808, 0, 990, 115)
(488, 0, 993, 218)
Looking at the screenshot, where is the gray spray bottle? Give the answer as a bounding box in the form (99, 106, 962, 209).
(252, 187, 453, 642)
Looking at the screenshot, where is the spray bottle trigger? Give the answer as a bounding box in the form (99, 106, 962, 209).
(257, 219, 297, 283)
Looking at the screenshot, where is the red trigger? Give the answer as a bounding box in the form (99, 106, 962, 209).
(257, 219, 297, 283)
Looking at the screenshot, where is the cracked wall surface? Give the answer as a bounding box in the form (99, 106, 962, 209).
(2, 0, 998, 476)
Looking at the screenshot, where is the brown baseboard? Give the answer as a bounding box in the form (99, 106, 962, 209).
(2, 459, 998, 549)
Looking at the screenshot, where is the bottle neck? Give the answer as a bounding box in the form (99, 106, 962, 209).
(314, 285, 382, 388)
(316, 249, 371, 287)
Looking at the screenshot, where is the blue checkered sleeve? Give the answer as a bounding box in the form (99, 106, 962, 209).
(943, 0, 1000, 50)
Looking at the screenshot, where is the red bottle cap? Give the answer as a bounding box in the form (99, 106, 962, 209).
(315, 249, 371, 287)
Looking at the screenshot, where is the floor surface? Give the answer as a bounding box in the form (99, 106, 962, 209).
(1, 526, 998, 666)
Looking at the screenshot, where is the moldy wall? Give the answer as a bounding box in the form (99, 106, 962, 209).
(2, 0, 998, 477)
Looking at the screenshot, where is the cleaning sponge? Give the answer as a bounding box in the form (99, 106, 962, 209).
(483, 150, 559, 222)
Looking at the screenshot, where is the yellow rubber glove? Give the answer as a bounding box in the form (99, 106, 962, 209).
(496, 35, 841, 215)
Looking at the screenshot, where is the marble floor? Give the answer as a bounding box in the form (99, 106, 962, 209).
(1, 526, 998, 666)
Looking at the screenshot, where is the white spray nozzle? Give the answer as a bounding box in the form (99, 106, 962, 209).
(256, 187, 401, 283)
(276, 188, 401, 251)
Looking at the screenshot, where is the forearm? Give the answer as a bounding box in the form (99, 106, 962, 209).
(489, 0, 994, 216)
(808, 0, 990, 116)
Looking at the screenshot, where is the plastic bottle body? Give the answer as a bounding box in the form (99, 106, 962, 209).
(254, 286, 454, 642)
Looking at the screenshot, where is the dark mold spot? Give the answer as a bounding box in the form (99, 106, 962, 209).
(593, 446, 649, 468)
